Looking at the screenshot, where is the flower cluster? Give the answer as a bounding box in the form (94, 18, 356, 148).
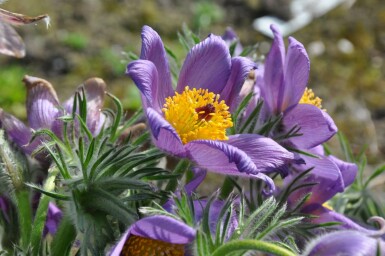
(0, 23, 384, 256)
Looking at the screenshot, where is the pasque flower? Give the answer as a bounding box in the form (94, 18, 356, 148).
(110, 215, 196, 256)
(126, 25, 295, 191)
(0, 75, 107, 166)
(257, 25, 337, 150)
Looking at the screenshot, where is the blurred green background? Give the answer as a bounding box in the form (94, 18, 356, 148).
(0, 0, 384, 166)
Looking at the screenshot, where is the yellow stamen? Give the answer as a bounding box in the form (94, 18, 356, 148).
(322, 202, 333, 211)
(121, 235, 184, 256)
(299, 88, 323, 109)
(162, 86, 233, 144)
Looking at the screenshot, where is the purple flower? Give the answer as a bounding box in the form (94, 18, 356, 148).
(126, 25, 296, 192)
(257, 25, 337, 150)
(43, 202, 62, 236)
(285, 146, 363, 230)
(222, 27, 243, 56)
(0, 75, 107, 166)
(302, 230, 385, 255)
(109, 215, 196, 256)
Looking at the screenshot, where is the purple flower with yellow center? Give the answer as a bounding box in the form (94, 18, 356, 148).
(126, 25, 296, 191)
(110, 215, 196, 256)
(0, 75, 107, 166)
(257, 24, 337, 150)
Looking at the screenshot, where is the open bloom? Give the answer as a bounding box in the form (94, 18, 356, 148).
(0, 75, 107, 166)
(126, 25, 295, 191)
(110, 215, 196, 256)
(257, 25, 337, 150)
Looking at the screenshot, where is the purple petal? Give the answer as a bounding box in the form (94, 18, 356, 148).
(227, 134, 295, 172)
(282, 104, 337, 149)
(110, 230, 129, 256)
(140, 26, 174, 108)
(0, 109, 37, 154)
(145, 108, 187, 157)
(185, 139, 275, 192)
(176, 34, 231, 94)
(281, 37, 310, 110)
(23, 75, 61, 131)
(185, 167, 207, 195)
(126, 60, 160, 110)
(261, 25, 285, 114)
(221, 27, 243, 56)
(129, 215, 196, 244)
(303, 229, 384, 256)
(306, 206, 381, 234)
(328, 155, 357, 188)
(81, 78, 107, 135)
(44, 202, 62, 236)
(290, 155, 344, 205)
(220, 57, 256, 111)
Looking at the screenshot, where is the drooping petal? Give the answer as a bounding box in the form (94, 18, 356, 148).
(220, 57, 256, 111)
(140, 26, 174, 107)
(282, 104, 337, 149)
(226, 134, 295, 172)
(81, 78, 107, 135)
(261, 24, 285, 114)
(126, 60, 160, 110)
(281, 37, 310, 110)
(185, 139, 275, 192)
(146, 108, 186, 157)
(176, 34, 231, 94)
(328, 155, 357, 188)
(129, 215, 196, 244)
(302, 230, 385, 256)
(23, 75, 61, 130)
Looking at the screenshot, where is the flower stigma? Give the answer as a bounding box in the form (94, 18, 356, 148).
(162, 86, 233, 144)
(121, 235, 184, 256)
(299, 88, 323, 109)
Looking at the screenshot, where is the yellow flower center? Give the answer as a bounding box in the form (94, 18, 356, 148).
(299, 88, 323, 109)
(121, 235, 185, 256)
(162, 86, 233, 144)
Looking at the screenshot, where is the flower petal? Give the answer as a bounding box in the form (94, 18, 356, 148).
(328, 155, 357, 188)
(82, 78, 107, 135)
(0, 109, 35, 154)
(176, 34, 231, 94)
(302, 229, 384, 256)
(185, 139, 275, 192)
(282, 104, 337, 149)
(140, 26, 174, 107)
(227, 134, 295, 172)
(146, 108, 186, 157)
(126, 60, 160, 110)
(23, 75, 61, 130)
(291, 155, 344, 205)
(220, 57, 256, 111)
(281, 37, 310, 110)
(185, 167, 207, 195)
(261, 25, 285, 114)
(129, 215, 196, 244)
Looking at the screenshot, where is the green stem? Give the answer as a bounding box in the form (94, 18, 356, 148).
(51, 215, 77, 256)
(16, 189, 33, 250)
(165, 159, 190, 193)
(211, 240, 296, 256)
(219, 176, 235, 199)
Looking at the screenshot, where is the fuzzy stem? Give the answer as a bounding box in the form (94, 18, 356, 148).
(211, 239, 296, 256)
(16, 189, 33, 250)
